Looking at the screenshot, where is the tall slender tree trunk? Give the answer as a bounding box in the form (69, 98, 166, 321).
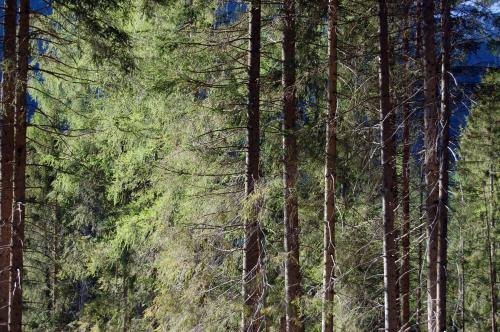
(282, 0, 301, 330)
(321, 1, 337, 331)
(487, 167, 497, 332)
(242, 0, 263, 330)
(400, 1, 411, 330)
(378, 0, 398, 330)
(0, 0, 18, 326)
(9, 0, 29, 330)
(422, 0, 440, 329)
(415, 2, 424, 328)
(417, 170, 424, 330)
(437, 0, 451, 330)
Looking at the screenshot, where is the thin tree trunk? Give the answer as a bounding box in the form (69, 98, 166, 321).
(242, 1, 263, 331)
(0, 0, 18, 326)
(422, 0, 440, 329)
(417, 167, 424, 331)
(459, 229, 465, 332)
(437, 0, 451, 330)
(378, 0, 399, 330)
(487, 167, 497, 332)
(400, 2, 411, 330)
(9, 0, 29, 330)
(321, 1, 337, 331)
(282, 0, 300, 330)
(415, 2, 424, 328)
(52, 200, 62, 327)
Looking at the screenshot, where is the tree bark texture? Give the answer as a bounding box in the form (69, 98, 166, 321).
(378, 0, 399, 330)
(437, 0, 451, 330)
(242, 0, 263, 330)
(422, 0, 440, 330)
(322, 1, 337, 331)
(9, 0, 29, 330)
(400, 1, 411, 330)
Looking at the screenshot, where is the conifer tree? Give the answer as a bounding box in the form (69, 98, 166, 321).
(437, 0, 452, 330)
(0, 0, 18, 324)
(400, 1, 411, 329)
(322, 0, 338, 331)
(10, 0, 30, 329)
(242, 0, 263, 330)
(422, 0, 440, 329)
(377, 0, 399, 330)
(282, 0, 301, 330)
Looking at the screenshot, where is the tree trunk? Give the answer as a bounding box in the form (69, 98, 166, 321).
(416, 167, 424, 331)
(9, 0, 29, 330)
(400, 1, 411, 330)
(378, 0, 399, 330)
(422, 0, 440, 329)
(487, 167, 497, 332)
(321, 1, 337, 331)
(437, 0, 451, 330)
(242, 0, 263, 331)
(0, 0, 18, 326)
(415, 2, 424, 328)
(282, 0, 301, 330)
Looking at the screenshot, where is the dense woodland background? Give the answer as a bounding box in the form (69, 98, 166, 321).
(0, 0, 498, 331)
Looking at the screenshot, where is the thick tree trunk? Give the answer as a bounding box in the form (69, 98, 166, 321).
(422, 0, 440, 330)
(400, 1, 411, 330)
(242, 0, 263, 331)
(9, 0, 29, 330)
(437, 0, 451, 330)
(0, 0, 18, 326)
(282, 0, 301, 330)
(321, 1, 337, 331)
(378, 0, 399, 330)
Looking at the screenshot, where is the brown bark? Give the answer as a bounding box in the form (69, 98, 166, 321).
(422, 0, 440, 330)
(0, 0, 18, 327)
(242, 0, 263, 331)
(321, 1, 337, 331)
(436, 0, 451, 330)
(378, 0, 399, 330)
(9, 0, 29, 330)
(400, 1, 411, 330)
(282, 0, 301, 330)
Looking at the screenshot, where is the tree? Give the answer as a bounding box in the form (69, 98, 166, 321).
(377, 0, 399, 330)
(422, 0, 440, 329)
(399, 1, 411, 329)
(242, 0, 263, 330)
(456, 72, 498, 332)
(322, 0, 338, 331)
(437, 0, 452, 329)
(10, 0, 30, 329)
(0, 0, 18, 325)
(282, 0, 301, 330)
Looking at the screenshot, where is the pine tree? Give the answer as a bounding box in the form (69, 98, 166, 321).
(437, 0, 452, 329)
(0, 0, 18, 325)
(322, 0, 338, 331)
(378, 0, 399, 330)
(422, 0, 440, 329)
(10, 0, 30, 329)
(242, 0, 263, 330)
(282, 0, 301, 330)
